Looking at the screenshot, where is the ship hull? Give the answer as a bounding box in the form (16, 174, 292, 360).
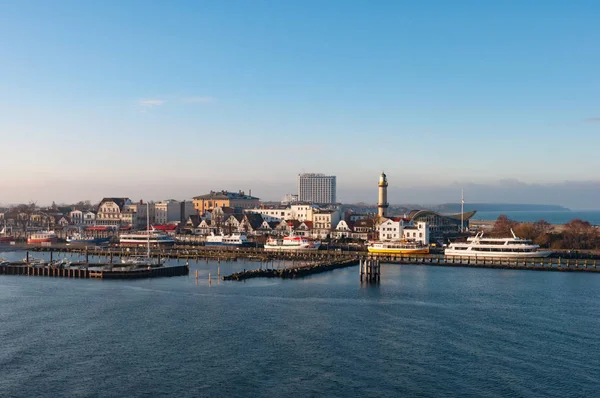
(27, 238, 58, 244)
(444, 250, 552, 258)
(367, 247, 430, 255)
(67, 237, 111, 245)
(205, 242, 254, 247)
(120, 240, 175, 247)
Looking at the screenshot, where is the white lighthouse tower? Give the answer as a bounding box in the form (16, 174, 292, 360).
(377, 172, 389, 218)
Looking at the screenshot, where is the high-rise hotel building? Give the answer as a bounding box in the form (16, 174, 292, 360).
(297, 173, 337, 204)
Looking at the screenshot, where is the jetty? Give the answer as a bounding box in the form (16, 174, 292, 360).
(373, 254, 600, 273)
(223, 258, 358, 281)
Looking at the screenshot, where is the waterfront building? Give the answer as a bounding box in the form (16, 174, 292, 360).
(378, 217, 409, 241)
(298, 173, 336, 204)
(83, 211, 96, 226)
(246, 203, 318, 223)
(377, 218, 429, 245)
(378, 172, 389, 218)
(69, 210, 83, 225)
(192, 190, 260, 214)
(155, 200, 195, 225)
(121, 201, 155, 229)
(96, 198, 132, 227)
(333, 220, 354, 239)
(312, 208, 342, 238)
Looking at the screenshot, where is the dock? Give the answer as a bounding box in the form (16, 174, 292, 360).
(0, 263, 189, 279)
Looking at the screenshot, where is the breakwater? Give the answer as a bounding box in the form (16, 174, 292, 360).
(223, 258, 358, 281)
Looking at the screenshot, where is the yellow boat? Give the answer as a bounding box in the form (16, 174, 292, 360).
(367, 241, 430, 255)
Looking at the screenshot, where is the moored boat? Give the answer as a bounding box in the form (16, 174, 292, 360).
(367, 240, 430, 255)
(0, 225, 14, 243)
(27, 230, 58, 244)
(66, 232, 111, 245)
(205, 232, 254, 247)
(444, 230, 552, 258)
(120, 230, 175, 247)
(264, 234, 321, 251)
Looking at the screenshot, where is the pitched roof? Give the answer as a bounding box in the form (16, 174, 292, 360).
(186, 215, 202, 227)
(98, 197, 130, 210)
(244, 213, 264, 229)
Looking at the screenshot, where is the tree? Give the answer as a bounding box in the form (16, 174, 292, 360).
(562, 219, 597, 249)
(491, 215, 518, 237)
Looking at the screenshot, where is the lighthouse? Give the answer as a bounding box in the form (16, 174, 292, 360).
(377, 172, 389, 218)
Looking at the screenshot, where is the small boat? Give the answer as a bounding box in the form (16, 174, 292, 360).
(0, 257, 9, 266)
(205, 231, 254, 247)
(66, 232, 111, 245)
(49, 258, 71, 267)
(264, 234, 321, 251)
(121, 255, 155, 266)
(444, 230, 552, 258)
(23, 257, 45, 265)
(367, 240, 430, 255)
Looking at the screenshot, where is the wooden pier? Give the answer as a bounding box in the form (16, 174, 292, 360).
(223, 258, 358, 281)
(0, 263, 189, 279)
(369, 254, 600, 272)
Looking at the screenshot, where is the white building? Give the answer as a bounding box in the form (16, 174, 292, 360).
(70, 210, 84, 225)
(298, 173, 336, 204)
(378, 218, 408, 241)
(402, 222, 429, 245)
(83, 211, 96, 226)
(312, 208, 341, 238)
(155, 200, 195, 225)
(96, 198, 132, 227)
(378, 218, 429, 245)
(281, 193, 299, 205)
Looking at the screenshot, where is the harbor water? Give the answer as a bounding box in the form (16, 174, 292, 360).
(1, 251, 599, 397)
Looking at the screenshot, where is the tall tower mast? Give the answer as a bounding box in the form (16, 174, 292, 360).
(377, 172, 389, 218)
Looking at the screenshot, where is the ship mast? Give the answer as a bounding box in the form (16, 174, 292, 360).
(146, 202, 150, 260)
(461, 189, 464, 233)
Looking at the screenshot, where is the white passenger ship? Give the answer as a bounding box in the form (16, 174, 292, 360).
(445, 230, 552, 258)
(120, 230, 175, 247)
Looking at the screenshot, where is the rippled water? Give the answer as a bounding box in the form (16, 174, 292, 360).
(1, 251, 599, 397)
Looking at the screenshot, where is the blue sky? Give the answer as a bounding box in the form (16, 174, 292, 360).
(1, 1, 599, 208)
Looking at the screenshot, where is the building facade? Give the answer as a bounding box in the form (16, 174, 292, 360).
(155, 200, 195, 225)
(96, 198, 131, 226)
(297, 173, 336, 204)
(193, 190, 260, 214)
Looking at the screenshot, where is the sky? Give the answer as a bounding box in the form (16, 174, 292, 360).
(1, 1, 599, 209)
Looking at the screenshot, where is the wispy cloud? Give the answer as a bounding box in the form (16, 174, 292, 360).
(139, 99, 165, 108)
(183, 96, 215, 103)
(584, 117, 600, 122)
